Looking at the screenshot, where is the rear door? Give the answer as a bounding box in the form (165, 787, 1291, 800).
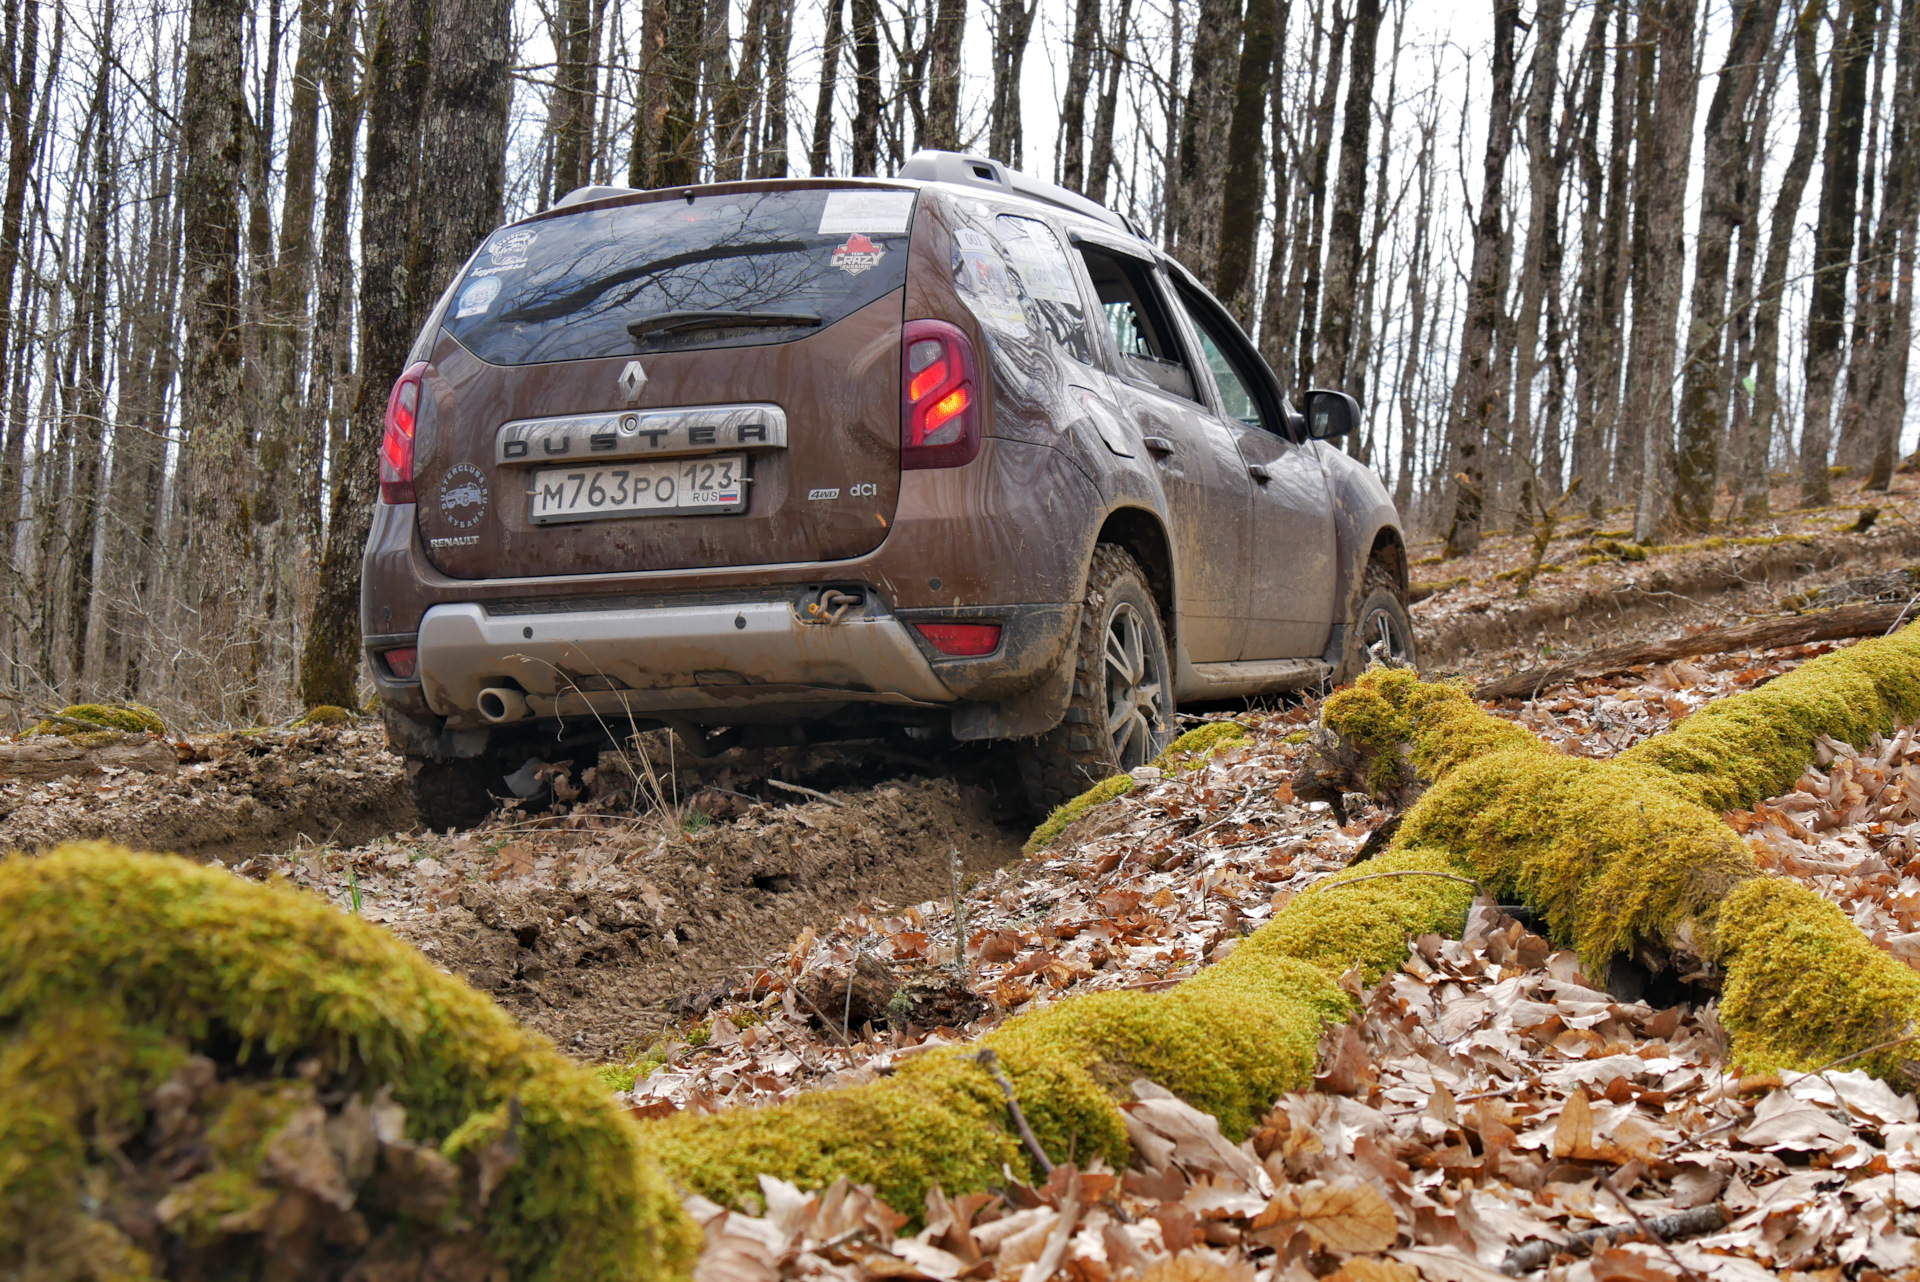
(1166, 281, 1338, 660)
(412, 185, 919, 580)
(1072, 244, 1251, 664)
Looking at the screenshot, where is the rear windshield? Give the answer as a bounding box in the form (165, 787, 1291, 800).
(443, 187, 918, 366)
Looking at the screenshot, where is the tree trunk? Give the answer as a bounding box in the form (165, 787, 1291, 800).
(0, 0, 43, 662)
(1746, 4, 1822, 516)
(1836, 0, 1895, 470)
(1627, 0, 1701, 543)
(1864, 0, 1918, 488)
(1391, 89, 1437, 511)
(924, 0, 965, 151)
(1058, 0, 1101, 191)
(655, 0, 703, 186)
(1502, 0, 1564, 516)
(1309, 0, 1380, 392)
(1292, 0, 1348, 390)
(1568, 0, 1615, 509)
(551, 0, 596, 195)
(1214, 0, 1285, 317)
(1170, 0, 1244, 277)
(308, 0, 360, 516)
(272, 0, 329, 545)
(989, 0, 1037, 166)
(1441, 0, 1519, 558)
(757, 0, 790, 175)
(1798, 0, 1879, 508)
(1085, 0, 1131, 204)
(176, 0, 254, 686)
(1672, 0, 1779, 529)
(850, 0, 880, 174)
(1723, 37, 1780, 508)
(810, 0, 844, 175)
(297, 0, 430, 711)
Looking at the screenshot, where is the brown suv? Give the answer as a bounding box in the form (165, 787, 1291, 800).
(361, 151, 1416, 829)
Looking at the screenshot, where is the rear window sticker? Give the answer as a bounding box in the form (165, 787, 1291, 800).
(996, 216, 1082, 305)
(831, 234, 886, 275)
(954, 227, 993, 254)
(485, 228, 538, 272)
(818, 190, 916, 236)
(953, 234, 1029, 331)
(456, 275, 501, 317)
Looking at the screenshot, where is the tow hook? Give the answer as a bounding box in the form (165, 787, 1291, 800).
(804, 588, 863, 624)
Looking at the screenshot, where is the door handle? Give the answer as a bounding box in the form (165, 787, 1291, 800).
(1247, 463, 1272, 482)
(1142, 436, 1176, 457)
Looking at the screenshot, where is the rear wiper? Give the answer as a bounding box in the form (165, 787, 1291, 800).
(626, 310, 822, 340)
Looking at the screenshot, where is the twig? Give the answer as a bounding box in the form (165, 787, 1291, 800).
(768, 778, 846, 807)
(1599, 1173, 1708, 1282)
(1498, 1203, 1726, 1275)
(1318, 870, 1479, 891)
(974, 1048, 1055, 1175)
(950, 848, 969, 984)
(789, 976, 857, 1051)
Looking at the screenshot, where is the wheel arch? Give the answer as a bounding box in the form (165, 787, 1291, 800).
(1093, 506, 1177, 650)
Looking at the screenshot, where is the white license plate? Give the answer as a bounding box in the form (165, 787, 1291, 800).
(529, 455, 746, 523)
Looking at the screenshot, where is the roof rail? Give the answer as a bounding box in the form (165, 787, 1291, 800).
(896, 150, 1143, 239)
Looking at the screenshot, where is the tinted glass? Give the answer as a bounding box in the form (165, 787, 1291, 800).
(1174, 287, 1276, 432)
(444, 188, 917, 365)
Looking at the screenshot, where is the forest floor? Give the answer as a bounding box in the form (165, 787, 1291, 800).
(13, 479, 1920, 1276)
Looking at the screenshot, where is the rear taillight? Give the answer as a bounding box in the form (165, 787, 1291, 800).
(915, 622, 1002, 656)
(378, 362, 429, 504)
(381, 647, 418, 679)
(901, 319, 979, 469)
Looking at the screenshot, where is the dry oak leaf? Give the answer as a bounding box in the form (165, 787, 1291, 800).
(1136, 1254, 1256, 1282)
(1252, 1178, 1398, 1253)
(1327, 1261, 1419, 1282)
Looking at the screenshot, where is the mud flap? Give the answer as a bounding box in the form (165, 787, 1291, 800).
(949, 641, 1079, 740)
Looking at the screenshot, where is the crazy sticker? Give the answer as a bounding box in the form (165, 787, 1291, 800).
(438, 462, 489, 530)
(831, 234, 886, 275)
(456, 275, 500, 318)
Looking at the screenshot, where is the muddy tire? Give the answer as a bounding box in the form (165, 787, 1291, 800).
(407, 755, 504, 832)
(1016, 545, 1176, 813)
(1331, 561, 1419, 685)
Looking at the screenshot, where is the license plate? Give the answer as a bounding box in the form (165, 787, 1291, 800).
(529, 455, 746, 523)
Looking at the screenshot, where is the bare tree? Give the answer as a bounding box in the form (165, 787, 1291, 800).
(1311, 0, 1382, 391)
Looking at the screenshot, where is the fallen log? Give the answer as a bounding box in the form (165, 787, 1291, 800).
(1475, 599, 1913, 700)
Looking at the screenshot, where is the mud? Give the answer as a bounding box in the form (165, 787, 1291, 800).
(0, 725, 412, 860)
(235, 765, 1026, 1061)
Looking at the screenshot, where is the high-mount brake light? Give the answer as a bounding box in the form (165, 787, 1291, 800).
(378, 362, 430, 504)
(901, 319, 980, 469)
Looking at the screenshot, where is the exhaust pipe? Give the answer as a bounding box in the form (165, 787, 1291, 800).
(477, 687, 531, 724)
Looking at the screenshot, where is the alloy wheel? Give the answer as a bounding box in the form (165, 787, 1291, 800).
(1103, 602, 1169, 769)
(1360, 603, 1415, 670)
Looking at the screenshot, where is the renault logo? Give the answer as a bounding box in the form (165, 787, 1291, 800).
(617, 360, 648, 405)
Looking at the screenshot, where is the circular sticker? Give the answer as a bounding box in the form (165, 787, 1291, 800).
(456, 276, 500, 318)
(438, 463, 489, 530)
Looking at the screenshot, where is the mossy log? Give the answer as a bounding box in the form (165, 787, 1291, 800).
(0, 845, 700, 1280)
(1319, 623, 1920, 1085)
(649, 846, 1474, 1212)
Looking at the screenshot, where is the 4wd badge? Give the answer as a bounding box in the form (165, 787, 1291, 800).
(831, 234, 885, 276)
(438, 462, 489, 530)
(617, 359, 648, 405)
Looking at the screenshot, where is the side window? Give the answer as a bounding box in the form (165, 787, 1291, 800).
(1174, 287, 1280, 435)
(1074, 247, 1200, 403)
(994, 215, 1095, 366)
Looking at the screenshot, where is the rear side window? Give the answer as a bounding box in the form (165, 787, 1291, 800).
(444, 188, 918, 365)
(947, 210, 1096, 366)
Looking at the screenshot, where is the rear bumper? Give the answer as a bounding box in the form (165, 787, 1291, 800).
(414, 592, 956, 728)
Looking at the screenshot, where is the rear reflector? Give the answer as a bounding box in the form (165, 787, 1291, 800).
(901, 318, 980, 469)
(915, 622, 1001, 656)
(382, 647, 418, 679)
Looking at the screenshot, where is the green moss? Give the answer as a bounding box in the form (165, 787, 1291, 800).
(1580, 539, 1648, 563)
(26, 703, 166, 739)
(0, 845, 699, 1280)
(292, 704, 353, 728)
(651, 847, 1473, 1213)
(594, 1063, 639, 1093)
(1494, 563, 1564, 582)
(1025, 723, 1252, 853)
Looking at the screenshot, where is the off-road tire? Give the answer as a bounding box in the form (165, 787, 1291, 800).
(407, 755, 506, 832)
(1331, 561, 1419, 685)
(1016, 545, 1176, 814)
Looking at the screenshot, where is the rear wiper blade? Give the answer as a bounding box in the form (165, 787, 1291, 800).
(626, 310, 822, 339)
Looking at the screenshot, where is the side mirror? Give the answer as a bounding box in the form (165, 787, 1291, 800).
(1304, 388, 1361, 441)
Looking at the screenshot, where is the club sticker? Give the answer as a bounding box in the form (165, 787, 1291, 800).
(481, 228, 538, 273)
(438, 463, 489, 530)
(831, 234, 886, 275)
(456, 276, 500, 317)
